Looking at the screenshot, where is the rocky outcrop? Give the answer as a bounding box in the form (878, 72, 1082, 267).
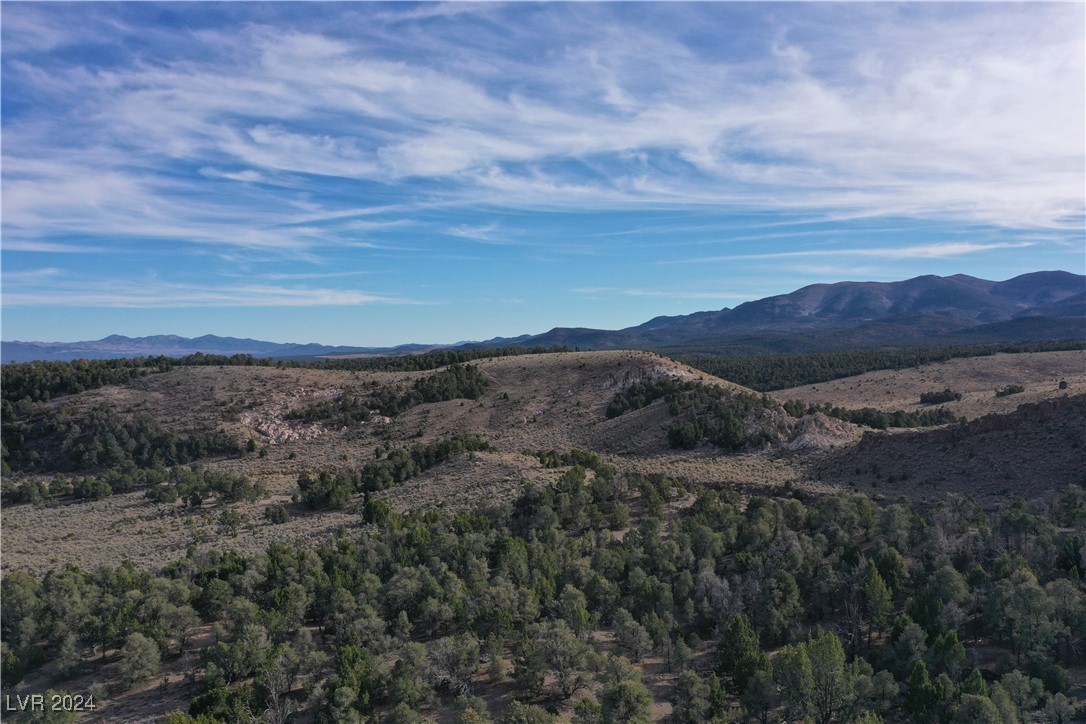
(786, 412, 858, 452)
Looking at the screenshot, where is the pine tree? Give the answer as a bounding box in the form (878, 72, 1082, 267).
(807, 630, 851, 724)
(863, 564, 893, 648)
(717, 613, 768, 692)
(671, 669, 710, 724)
(905, 661, 936, 723)
(773, 642, 814, 722)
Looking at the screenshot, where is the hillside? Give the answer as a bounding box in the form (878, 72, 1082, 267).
(814, 394, 1086, 503)
(2, 348, 1085, 723)
(4, 349, 1081, 578)
(1, 351, 800, 575)
(521, 271, 1085, 351)
(775, 350, 1086, 420)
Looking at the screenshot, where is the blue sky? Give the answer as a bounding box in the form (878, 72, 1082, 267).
(2, 2, 1083, 346)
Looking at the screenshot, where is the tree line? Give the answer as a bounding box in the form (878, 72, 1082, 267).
(672, 340, 1085, 392)
(606, 377, 780, 451)
(2, 402, 238, 478)
(3, 464, 265, 507)
(919, 390, 963, 405)
(289, 364, 489, 423)
(781, 401, 961, 431)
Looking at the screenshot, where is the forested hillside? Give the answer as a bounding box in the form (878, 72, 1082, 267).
(2, 462, 1083, 722)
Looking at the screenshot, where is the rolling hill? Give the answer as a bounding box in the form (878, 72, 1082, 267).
(3, 347, 1084, 723)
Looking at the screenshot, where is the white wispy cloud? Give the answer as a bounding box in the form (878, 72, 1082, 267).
(254, 271, 374, 281)
(199, 167, 267, 183)
(572, 287, 751, 300)
(666, 241, 1039, 264)
(0, 267, 65, 282)
(776, 264, 888, 278)
(1, 3, 1081, 267)
(2, 278, 423, 308)
(0, 241, 107, 254)
(447, 222, 513, 245)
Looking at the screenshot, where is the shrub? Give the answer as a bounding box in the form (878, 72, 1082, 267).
(119, 632, 160, 688)
(263, 504, 290, 524)
(920, 389, 962, 404)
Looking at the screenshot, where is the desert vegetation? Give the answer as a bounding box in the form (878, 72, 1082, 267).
(775, 350, 1086, 421)
(919, 390, 963, 405)
(2, 462, 1084, 722)
(1, 348, 1084, 721)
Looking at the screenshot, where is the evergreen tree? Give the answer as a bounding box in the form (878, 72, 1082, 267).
(119, 632, 161, 688)
(905, 661, 936, 723)
(952, 694, 1002, 723)
(863, 564, 893, 648)
(600, 679, 652, 724)
(501, 701, 555, 724)
(717, 613, 768, 692)
(671, 669, 710, 724)
(807, 630, 851, 724)
(932, 631, 969, 681)
(773, 642, 814, 722)
(742, 669, 776, 724)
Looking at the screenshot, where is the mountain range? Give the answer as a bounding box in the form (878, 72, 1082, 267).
(0, 334, 450, 364)
(3, 271, 1082, 363)
(512, 270, 1086, 353)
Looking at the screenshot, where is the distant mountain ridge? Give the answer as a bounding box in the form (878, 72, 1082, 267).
(516, 273, 1086, 349)
(510, 270, 1085, 350)
(0, 334, 438, 364)
(3, 271, 1082, 362)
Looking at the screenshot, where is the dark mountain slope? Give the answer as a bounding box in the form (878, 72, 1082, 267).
(521, 271, 1084, 350)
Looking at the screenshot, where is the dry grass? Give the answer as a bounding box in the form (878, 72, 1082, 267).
(4, 349, 1082, 576)
(774, 350, 1086, 419)
(809, 394, 1086, 506)
(382, 451, 562, 513)
(0, 486, 362, 578)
